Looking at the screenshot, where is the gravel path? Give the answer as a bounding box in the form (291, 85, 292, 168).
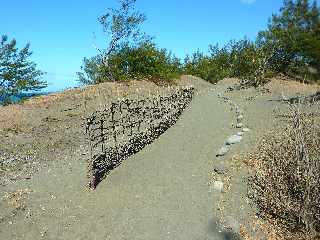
(1, 85, 240, 240)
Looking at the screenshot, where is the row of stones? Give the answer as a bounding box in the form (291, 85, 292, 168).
(210, 93, 251, 194)
(216, 93, 250, 159)
(209, 92, 251, 235)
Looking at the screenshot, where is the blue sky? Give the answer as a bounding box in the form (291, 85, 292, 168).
(2, 0, 293, 91)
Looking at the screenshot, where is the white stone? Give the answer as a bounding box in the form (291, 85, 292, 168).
(242, 128, 250, 132)
(216, 145, 230, 157)
(212, 181, 224, 193)
(236, 123, 243, 128)
(237, 115, 244, 121)
(224, 216, 241, 233)
(226, 135, 242, 145)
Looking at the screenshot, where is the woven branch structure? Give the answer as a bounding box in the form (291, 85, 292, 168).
(85, 86, 195, 189)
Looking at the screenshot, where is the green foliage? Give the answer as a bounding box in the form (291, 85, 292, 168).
(0, 35, 46, 103)
(258, 0, 320, 81)
(183, 39, 275, 87)
(110, 42, 182, 81)
(77, 55, 106, 85)
(183, 51, 213, 82)
(78, 41, 182, 84)
(183, 46, 233, 84)
(99, 0, 146, 49)
(228, 39, 275, 87)
(80, 0, 320, 87)
(207, 44, 233, 82)
(184, 0, 320, 86)
(95, 0, 147, 81)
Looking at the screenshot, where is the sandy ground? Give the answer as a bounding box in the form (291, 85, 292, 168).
(0, 76, 319, 239)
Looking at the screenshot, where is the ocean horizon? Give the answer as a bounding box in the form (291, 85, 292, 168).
(0, 91, 52, 105)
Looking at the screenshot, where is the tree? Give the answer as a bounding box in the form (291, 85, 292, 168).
(258, 0, 320, 80)
(77, 0, 147, 84)
(78, 41, 182, 83)
(0, 35, 46, 103)
(110, 41, 181, 81)
(77, 55, 106, 85)
(183, 50, 213, 81)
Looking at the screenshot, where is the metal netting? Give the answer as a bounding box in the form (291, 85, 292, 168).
(85, 86, 195, 189)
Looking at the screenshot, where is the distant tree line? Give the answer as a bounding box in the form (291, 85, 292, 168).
(184, 0, 320, 87)
(77, 0, 320, 87)
(1, 0, 319, 105)
(77, 0, 182, 85)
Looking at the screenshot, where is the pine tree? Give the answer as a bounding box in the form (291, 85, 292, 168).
(0, 35, 46, 103)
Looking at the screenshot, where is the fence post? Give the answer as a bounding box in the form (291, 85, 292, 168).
(111, 103, 118, 162)
(86, 118, 96, 189)
(100, 119, 105, 154)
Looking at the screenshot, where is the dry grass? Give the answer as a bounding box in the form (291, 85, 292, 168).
(246, 103, 320, 239)
(0, 105, 24, 132)
(0, 78, 194, 132)
(265, 77, 320, 96)
(2, 188, 32, 210)
(0, 76, 203, 185)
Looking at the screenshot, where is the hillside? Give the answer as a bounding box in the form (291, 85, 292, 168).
(0, 75, 319, 239)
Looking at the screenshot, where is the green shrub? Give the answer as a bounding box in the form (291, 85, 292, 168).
(258, 0, 320, 82)
(183, 39, 274, 87)
(184, 0, 320, 86)
(183, 51, 213, 82)
(228, 39, 275, 87)
(183, 45, 233, 84)
(77, 41, 182, 84)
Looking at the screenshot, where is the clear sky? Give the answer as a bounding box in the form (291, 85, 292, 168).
(2, 0, 295, 92)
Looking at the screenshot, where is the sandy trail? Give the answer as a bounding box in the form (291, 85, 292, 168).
(2, 78, 318, 239)
(1, 84, 240, 240)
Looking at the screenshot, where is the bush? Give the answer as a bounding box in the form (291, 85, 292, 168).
(230, 39, 276, 87)
(258, 0, 320, 82)
(77, 41, 182, 84)
(183, 51, 214, 82)
(247, 105, 320, 238)
(183, 45, 234, 84)
(184, 0, 320, 86)
(183, 39, 275, 87)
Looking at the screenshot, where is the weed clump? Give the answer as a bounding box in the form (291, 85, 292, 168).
(247, 105, 320, 238)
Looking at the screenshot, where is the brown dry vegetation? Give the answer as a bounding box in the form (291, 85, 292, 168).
(264, 76, 320, 96)
(246, 102, 320, 239)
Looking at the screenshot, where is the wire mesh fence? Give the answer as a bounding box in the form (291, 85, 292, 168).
(85, 86, 195, 189)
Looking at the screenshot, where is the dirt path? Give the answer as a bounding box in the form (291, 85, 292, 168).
(0, 84, 241, 240)
(2, 78, 318, 240)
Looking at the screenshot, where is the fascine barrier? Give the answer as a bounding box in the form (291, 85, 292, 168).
(85, 86, 195, 189)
